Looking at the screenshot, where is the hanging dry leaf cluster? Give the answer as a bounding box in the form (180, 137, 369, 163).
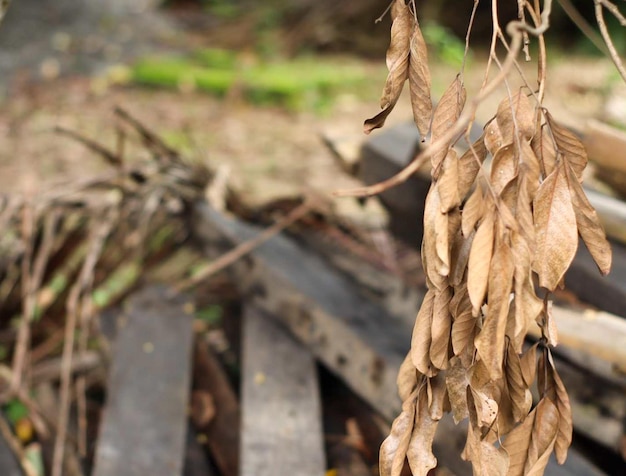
(362, 1, 614, 475)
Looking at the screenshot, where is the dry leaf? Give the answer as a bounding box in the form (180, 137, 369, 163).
(490, 144, 518, 196)
(532, 163, 578, 291)
(431, 75, 466, 173)
(484, 118, 504, 155)
(450, 229, 472, 286)
(446, 356, 470, 423)
(397, 351, 418, 402)
(427, 372, 447, 420)
(411, 290, 435, 376)
(564, 162, 612, 275)
(409, 20, 432, 138)
(379, 389, 418, 476)
(364, 0, 412, 134)
(520, 343, 538, 388)
(506, 342, 532, 423)
(407, 386, 439, 476)
(462, 186, 484, 238)
(531, 123, 557, 178)
(475, 235, 514, 380)
(458, 136, 488, 199)
(547, 351, 573, 465)
(524, 398, 559, 475)
(467, 211, 495, 314)
(423, 185, 450, 281)
(438, 150, 461, 212)
(545, 111, 588, 180)
(430, 286, 453, 370)
(496, 90, 535, 142)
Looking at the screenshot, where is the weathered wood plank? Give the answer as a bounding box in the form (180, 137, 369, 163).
(193, 203, 607, 475)
(93, 286, 194, 476)
(240, 306, 325, 476)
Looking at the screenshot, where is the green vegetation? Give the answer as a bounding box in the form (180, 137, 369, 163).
(130, 48, 371, 112)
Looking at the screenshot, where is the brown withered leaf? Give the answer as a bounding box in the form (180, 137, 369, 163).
(520, 343, 538, 388)
(397, 351, 418, 402)
(423, 185, 450, 281)
(458, 136, 488, 199)
(450, 230, 472, 286)
(547, 351, 573, 464)
(467, 211, 495, 314)
(451, 304, 477, 356)
(446, 356, 470, 423)
(545, 111, 588, 180)
(531, 123, 557, 178)
(501, 403, 536, 476)
(431, 75, 466, 174)
(379, 389, 418, 476)
(542, 301, 559, 347)
(496, 90, 535, 142)
(438, 149, 461, 212)
(427, 372, 447, 420)
(364, 0, 412, 134)
(479, 441, 510, 476)
(519, 141, 541, 199)
(475, 235, 514, 380)
(430, 286, 453, 370)
(490, 144, 518, 196)
(506, 342, 532, 423)
(411, 290, 435, 376)
(532, 163, 578, 291)
(564, 162, 612, 275)
(469, 386, 499, 430)
(407, 385, 439, 476)
(409, 20, 432, 138)
(484, 118, 504, 155)
(462, 186, 483, 238)
(524, 398, 559, 475)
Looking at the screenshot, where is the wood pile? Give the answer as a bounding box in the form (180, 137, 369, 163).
(0, 111, 623, 476)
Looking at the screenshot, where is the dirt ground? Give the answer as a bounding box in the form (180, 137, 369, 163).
(0, 1, 623, 206)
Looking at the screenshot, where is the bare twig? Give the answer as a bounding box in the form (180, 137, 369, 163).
(595, 0, 626, 83)
(175, 200, 314, 291)
(557, 0, 608, 54)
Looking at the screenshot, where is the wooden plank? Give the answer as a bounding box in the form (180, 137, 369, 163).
(240, 306, 325, 476)
(93, 286, 194, 476)
(193, 203, 607, 476)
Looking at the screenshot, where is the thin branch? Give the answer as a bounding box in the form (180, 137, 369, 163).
(557, 0, 608, 54)
(595, 0, 626, 83)
(175, 200, 314, 291)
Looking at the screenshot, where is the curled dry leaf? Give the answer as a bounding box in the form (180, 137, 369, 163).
(467, 211, 495, 314)
(397, 351, 419, 402)
(532, 163, 578, 291)
(484, 119, 504, 156)
(496, 90, 535, 142)
(462, 186, 483, 238)
(564, 162, 612, 275)
(438, 150, 461, 212)
(411, 290, 435, 376)
(364, 0, 412, 134)
(379, 389, 418, 476)
(519, 343, 538, 388)
(446, 356, 470, 423)
(430, 75, 466, 174)
(545, 111, 588, 180)
(506, 342, 532, 423)
(427, 372, 447, 421)
(409, 19, 432, 138)
(491, 144, 518, 196)
(547, 351, 573, 465)
(429, 286, 452, 370)
(531, 123, 557, 178)
(407, 386, 439, 476)
(423, 185, 450, 282)
(475, 235, 514, 380)
(458, 136, 488, 199)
